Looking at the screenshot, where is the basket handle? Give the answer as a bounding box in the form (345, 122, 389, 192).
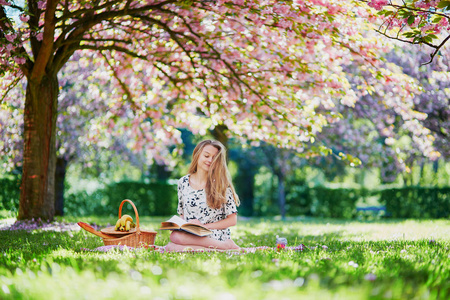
(118, 199, 140, 235)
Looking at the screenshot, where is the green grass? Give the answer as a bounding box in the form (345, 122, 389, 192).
(0, 216, 449, 299)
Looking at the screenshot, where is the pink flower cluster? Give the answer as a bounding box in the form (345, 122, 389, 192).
(415, 0, 440, 9)
(367, 0, 389, 10)
(83, 244, 308, 254)
(20, 14, 30, 22)
(37, 0, 46, 10)
(0, 219, 81, 232)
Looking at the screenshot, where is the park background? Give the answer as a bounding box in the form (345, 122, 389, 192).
(1, 0, 450, 299)
(2, 130, 450, 220)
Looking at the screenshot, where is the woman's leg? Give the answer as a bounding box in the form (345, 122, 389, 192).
(170, 231, 239, 250)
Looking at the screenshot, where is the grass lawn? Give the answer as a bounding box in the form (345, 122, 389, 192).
(0, 215, 449, 299)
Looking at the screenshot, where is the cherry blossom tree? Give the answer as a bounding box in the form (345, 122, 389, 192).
(0, 0, 437, 220)
(1, 50, 182, 215)
(314, 44, 448, 183)
(386, 44, 450, 158)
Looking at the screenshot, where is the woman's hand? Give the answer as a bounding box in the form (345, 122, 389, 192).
(188, 219, 203, 225)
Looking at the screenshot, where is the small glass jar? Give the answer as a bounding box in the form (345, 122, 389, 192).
(276, 237, 287, 251)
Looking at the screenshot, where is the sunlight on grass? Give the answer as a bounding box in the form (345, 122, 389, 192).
(0, 217, 449, 299)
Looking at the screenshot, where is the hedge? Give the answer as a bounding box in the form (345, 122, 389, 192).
(379, 187, 450, 218)
(64, 181, 178, 217)
(0, 176, 21, 212)
(308, 187, 370, 219)
(1, 176, 449, 219)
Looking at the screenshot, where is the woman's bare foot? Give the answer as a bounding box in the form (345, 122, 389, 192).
(224, 239, 240, 250)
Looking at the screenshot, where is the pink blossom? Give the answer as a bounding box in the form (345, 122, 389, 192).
(5, 33, 16, 42)
(277, 19, 291, 29)
(416, 0, 439, 9)
(37, 0, 46, 10)
(348, 261, 359, 268)
(364, 273, 377, 281)
(0, 0, 9, 6)
(439, 17, 449, 28)
(14, 57, 26, 65)
(20, 14, 30, 22)
(421, 24, 434, 33)
(327, 5, 340, 15)
(274, 4, 290, 15)
(218, 6, 228, 14)
(367, 0, 389, 10)
(36, 32, 44, 41)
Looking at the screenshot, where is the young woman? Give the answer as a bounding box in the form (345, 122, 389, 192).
(165, 139, 240, 251)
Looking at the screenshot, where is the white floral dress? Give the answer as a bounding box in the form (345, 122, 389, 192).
(177, 174, 238, 241)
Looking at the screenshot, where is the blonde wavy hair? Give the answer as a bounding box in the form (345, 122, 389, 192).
(188, 140, 240, 209)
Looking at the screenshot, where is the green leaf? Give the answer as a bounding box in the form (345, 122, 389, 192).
(402, 32, 415, 38)
(407, 15, 415, 25)
(398, 10, 411, 18)
(437, 1, 450, 9)
(423, 36, 434, 43)
(377, 10, 393, 16)
(432, 16, 443, 23)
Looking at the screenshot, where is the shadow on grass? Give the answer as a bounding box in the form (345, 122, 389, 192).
(238, 231, 347, 247)
(238, 215, 445, 225)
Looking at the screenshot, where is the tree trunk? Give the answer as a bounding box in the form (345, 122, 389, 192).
(211, 124, 229, 147)
(18, 74, 58, 221)
(54, 156, 68, 216)
(234, 159, 256, 216)
(152, 163, 172, 182)
(419, 161, 425, 186)
(276, 172, 286, 220)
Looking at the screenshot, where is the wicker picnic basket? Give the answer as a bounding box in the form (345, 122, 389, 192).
(102, 199, 157, 248)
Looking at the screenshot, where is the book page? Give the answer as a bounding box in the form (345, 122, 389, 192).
(162, 215, 187, 227)
(181, 223, 212, 236)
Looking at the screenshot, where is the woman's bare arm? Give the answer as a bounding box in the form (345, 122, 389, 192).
(203, 213, 237, 230)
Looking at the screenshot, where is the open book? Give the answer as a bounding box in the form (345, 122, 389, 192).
(160, 215, 213, 237)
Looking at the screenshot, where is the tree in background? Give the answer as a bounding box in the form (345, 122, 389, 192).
(54, 51, 182, 214)
(386, 44, 450, 184)
(314, 43, 448, 183)
(0, 0, 437, 220)
(387, 45, 450, 159)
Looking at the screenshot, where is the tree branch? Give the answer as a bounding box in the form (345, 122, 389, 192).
(52, 1, 178, 73)
(136, 14, 199, 69)
(30, 0, 58, 82)
(101, 51, 174, 136)
(56, 0, 122, 22)
(358, 0, 450, 19)
(101, 51, 135, 103)
(424, 34, 450, 65)
(0, 7, 32, 77)
(0, 73, 24, 105)
(372, 28, 450, 65)
(58, 37, 133, 47)
(54, 0, 178, 50)
(77, 44, 147, 59)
